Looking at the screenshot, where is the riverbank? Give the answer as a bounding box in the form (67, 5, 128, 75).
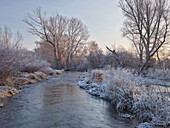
(0, 70, 63, 107)
(77, 68, 170, 128)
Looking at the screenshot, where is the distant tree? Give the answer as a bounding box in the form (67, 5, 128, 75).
(119, 0, 170, 72)
(87, 41, 103, 68)
(89, 41, 100, 52)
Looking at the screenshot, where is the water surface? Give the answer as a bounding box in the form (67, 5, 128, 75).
(0, 72, 138, 128)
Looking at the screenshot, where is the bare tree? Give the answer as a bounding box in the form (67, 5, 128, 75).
(24, 8, 89, 69)
(66, 18, 89, 66)
(119, 0, 170, 71)
(0, 26, 23, 85)
(106, 46, 122, 67)
(0, 25, 22, 48)
(23, 7, 68, 68)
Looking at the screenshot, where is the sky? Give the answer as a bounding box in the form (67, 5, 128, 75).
(0, 0, 130, 50)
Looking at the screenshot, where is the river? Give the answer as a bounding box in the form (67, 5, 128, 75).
(0, 72, 138, 128)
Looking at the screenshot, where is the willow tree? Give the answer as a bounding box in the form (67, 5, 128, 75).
(119, 0, 170, 71)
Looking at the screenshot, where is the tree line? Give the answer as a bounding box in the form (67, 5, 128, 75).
(24, 0, 170, 72)
(1, 0, 170, 77)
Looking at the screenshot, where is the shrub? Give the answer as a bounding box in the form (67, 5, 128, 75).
(78, 68, 169, 126)
(20, 50, 51, 73)
(22, 60, 50, 73)
(91, 70, 104, 83)
(104, 68, 169, 124)
(0, 25, 23, 86)
(0, 46, 22, 85)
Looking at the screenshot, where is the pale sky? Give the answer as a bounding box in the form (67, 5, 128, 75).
(0, 0, 130, 50)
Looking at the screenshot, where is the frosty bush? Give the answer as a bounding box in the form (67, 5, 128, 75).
(0, 25, 23, 85)
(0, 25, 52, 86)
(104, 68, 169, 125)
(22, 60, 50, 73)
(134, 89, 169, 124)
(20, 50, 51, 73)
(103, 68, 141, 113)
(91, 70, 104, 83)
(78, 68, 170, 126)
(75, 58, 90, 71)
(0, 46, 22, 85)
(0, 47, 51, 86)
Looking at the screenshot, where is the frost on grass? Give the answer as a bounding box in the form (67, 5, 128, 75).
(137, 122, 153, 128)
(78, 68, 170, 127)
(144, 68, 170, 81)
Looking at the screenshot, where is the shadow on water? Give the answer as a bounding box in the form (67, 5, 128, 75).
(0, 72, 138, 128)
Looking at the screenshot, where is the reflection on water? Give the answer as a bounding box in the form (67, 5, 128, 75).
(0, 72, 138, 128)
(150, 85, 170, 101)
(151, 85, 170, 93)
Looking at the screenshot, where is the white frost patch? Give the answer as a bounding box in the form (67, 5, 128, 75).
(138, 122, 153, 128)
(120, 114, 134, 119)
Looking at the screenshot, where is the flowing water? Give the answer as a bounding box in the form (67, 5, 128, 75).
(0, 72, 138, 128)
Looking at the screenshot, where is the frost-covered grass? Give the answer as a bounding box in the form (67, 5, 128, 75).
(145, 68, 170, 81)
(78, 68, 170, 127)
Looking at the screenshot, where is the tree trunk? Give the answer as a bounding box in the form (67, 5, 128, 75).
(66, 56, 70, 67)
(139, 56, 151, 72)
(58, 53, 62, 69)
(70, 54, 73, 66)
(156, 51, 161, 64)
(53, 47, 58, 68)
(139, 53, 143, 67)
(139, 49, 151, 72)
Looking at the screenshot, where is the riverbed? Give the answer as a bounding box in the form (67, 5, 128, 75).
(0, 72, 138, 128)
